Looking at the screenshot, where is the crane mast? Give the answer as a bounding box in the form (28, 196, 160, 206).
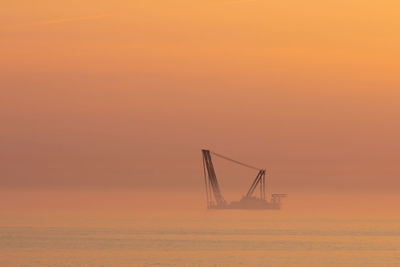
(202, 149, 226, 208)
(246, 169, 266, 200)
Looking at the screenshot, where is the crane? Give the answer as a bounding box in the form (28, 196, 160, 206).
(201, 149, 286, 210)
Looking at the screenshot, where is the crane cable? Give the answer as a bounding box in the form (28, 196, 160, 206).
(210, 151, 262, 171)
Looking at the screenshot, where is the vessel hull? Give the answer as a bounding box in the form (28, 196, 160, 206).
(208, 197, 281, 210)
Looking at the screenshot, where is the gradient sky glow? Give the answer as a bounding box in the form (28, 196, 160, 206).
(1, 0, 400, 194)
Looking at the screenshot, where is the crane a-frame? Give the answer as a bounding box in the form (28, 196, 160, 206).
(201, 149, 286, 210)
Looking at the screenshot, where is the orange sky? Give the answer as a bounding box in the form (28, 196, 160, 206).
(1, 0, 400, 194)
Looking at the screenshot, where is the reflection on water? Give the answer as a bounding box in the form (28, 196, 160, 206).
(1, 213, 400, 266)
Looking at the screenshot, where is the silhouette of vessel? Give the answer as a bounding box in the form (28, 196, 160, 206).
(202, 149, 286, 210)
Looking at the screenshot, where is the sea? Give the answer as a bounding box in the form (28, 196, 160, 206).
(1, 191, 399, 266)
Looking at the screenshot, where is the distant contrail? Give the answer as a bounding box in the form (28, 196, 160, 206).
(223, 0, 259, 3)
(1, 14, 112, 31)
(37, 14, 113, 25)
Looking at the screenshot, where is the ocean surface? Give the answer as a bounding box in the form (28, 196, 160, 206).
(2, 211, 400, 266)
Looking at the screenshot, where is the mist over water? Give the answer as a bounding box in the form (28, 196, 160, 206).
(1, 190, 399, 266)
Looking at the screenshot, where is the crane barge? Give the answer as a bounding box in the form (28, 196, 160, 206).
(201, 149, 286, 210)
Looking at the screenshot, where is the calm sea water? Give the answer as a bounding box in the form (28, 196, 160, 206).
(1, 212, 399, 266)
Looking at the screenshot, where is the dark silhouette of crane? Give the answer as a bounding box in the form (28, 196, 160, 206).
(201, 149, 286, 209)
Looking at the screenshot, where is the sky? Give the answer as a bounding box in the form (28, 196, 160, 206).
(1, 0, 400, 196)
